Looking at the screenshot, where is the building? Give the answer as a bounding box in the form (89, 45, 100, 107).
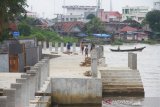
(153, 0, 160, 10)
(96, 9, 122, 22)
(122, 6, 149, 23)
(105, 11, 122, 22)
(57, 5, 97, 22)
(53, 21, 84, 36)
(117, 26, 148, 41)
(26, 11, 37, 18)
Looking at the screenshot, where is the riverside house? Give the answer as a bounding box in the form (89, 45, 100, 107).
(117, 26, 148, 41)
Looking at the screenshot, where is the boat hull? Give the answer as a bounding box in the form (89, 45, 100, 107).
(110, 47, 146, 52)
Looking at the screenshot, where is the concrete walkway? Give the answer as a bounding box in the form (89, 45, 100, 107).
(49, 51, 92, 78)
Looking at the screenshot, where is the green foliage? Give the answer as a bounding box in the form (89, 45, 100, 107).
(18, 23, 31, 36)
(146, 10, 160, 32)
(84, 17, 105, 35)
(0, 0, 28, 40)
(86, 14, 96, 20)
(111, 39, 123, 45)
(18, 27, 78, 43)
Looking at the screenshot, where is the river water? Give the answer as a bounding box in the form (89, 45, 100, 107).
(59, 44, 160, 107)
(103, 44, 160, 107)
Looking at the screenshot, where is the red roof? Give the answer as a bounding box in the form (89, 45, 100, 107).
(106, 11, 122, 18)
(54, 21, 84, 33)
(119, 26, 137, 32)
(8, 22, 17, 31)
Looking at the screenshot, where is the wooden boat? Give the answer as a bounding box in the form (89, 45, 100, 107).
(110, 46, 146, 52)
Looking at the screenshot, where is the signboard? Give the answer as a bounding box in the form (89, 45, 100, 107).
(12, 32, 20, 38)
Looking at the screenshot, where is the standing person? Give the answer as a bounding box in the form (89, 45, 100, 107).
(67, 42, 71, 52)
(80, 42, 84, 55)
(85, 45, 88, 58)
(90, 43, 95, 52)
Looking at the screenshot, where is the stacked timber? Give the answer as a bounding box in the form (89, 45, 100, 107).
(100, 69, 144, 97)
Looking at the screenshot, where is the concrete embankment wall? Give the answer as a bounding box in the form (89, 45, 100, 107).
(0, 57, 51, 107)
(51, 78, 102, 105)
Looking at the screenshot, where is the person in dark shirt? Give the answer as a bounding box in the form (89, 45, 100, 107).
(85, 45, 88, 58)
(67, 42, 71, 52)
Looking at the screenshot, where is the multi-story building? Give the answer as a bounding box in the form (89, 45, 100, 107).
(153, 0, 160, 10)
(26, 11, 37, 18)
(97, 9, 122, 22)
(122, 6, 149, 23)
(57, 5, 97, 22)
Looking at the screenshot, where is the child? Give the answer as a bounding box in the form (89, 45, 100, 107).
(85, 45, 88, 58)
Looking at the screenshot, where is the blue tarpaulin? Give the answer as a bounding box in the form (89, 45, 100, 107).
(93, 34, 111, 38)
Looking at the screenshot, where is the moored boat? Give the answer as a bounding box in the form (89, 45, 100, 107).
(110, 46, 146, 52)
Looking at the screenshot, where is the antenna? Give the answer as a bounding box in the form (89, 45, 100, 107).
(110, 0, 113, 11)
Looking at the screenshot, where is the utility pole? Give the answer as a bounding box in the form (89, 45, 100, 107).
(96, 0, 101, 17)
(110, 0, 113, 11)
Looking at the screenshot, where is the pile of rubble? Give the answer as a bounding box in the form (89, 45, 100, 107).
(80, 57, 91, 67)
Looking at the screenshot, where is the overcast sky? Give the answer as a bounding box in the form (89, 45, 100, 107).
(26, 0, 154, 19)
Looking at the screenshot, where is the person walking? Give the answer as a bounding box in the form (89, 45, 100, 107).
(80, 42, 84, 55)
(67, 42, 71, 52)
(85, 45, 88, 58)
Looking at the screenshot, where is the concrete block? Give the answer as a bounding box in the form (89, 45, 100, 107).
(51, 78, 102, 105)
(43, 41, 47, 50)
(55, 42, 58, 53)
(49, 42, 52, 51)
(11, 83, 23, 107)
(3, 89, 16, 107)
(0, 96, 7, 107)
(72, 43, 76, 53)
(16, 78, 28, 107)
(91, 49, 98, 77)
(128, 53, 137, 70)
(61, 43, 64, 52)
(38, 41, 42, 46)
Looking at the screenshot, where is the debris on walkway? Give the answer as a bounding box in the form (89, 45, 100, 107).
(84, 71, 92, 77)
(80, 57, 91, 67)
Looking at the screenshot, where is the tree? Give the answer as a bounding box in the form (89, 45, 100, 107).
(18, 23, 31, 36)
(84, 17, 105, 35)
(86, 14, 96, 20)
(0, 0, 27, 38)
(146, 10, 160, 32)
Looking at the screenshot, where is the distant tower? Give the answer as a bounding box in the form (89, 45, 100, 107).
(31, 6, 33, 11)
(96, 0, 101, 16)
(97, 0, 101, 10)
(110, 0, 113, 11)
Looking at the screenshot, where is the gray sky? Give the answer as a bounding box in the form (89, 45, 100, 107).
(26, 0, 154, 19)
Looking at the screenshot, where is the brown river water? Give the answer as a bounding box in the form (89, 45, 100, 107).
(59, 44, 160, 107)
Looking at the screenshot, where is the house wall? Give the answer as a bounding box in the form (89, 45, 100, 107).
(26, 47, 38, 66)
(0, 54, 9, 72)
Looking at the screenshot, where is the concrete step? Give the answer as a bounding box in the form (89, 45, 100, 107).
(102, 91, 144, 97)
(103, 82, 143, 86)
(102, 78, 142, 81)
(103, 87, 144, 91)
(102, 84, 143, 88)
(101, 73, 140, 77)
